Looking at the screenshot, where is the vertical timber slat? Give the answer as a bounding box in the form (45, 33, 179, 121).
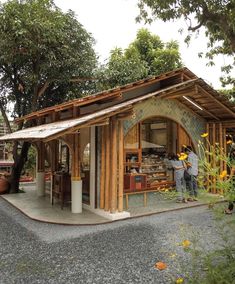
(72, 133, 81, 180)
(212, 123, 216, 193)
(223, 127, 227, 172)
(104, 125, 110, 211)
(118, 120, 124, 212)
(110, 118, 117, 213)
(100, 127, 105, 209)
(219, 123, 223, 172)
(205, 123, 210, 189)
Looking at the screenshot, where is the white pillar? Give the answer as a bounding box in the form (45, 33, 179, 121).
(71, 180, 83, 213)
(36, 172, 45, 197)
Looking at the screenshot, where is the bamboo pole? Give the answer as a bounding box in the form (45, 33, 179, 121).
(223, 127, 227, 172)
(205, 123, 210, 189)
(212, 123, 216, 193)
(118, 120, 124, 212)
(218, 123, 224, 195)
(110, 117, 117, 213)
(72, 133, 81, 180)
(104, 125, 110, 211)
(100, 127, 105, 209)
(38, 141, 45, 172)
(219, 123, 223, 172)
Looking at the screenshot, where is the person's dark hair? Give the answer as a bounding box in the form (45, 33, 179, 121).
(185, 145, 192, 152)
(168, 153, 178, 160)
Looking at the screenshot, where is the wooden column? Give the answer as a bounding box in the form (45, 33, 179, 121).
(219, 123, 223, 172)
(110, 118, 118, 213)
(49, 140, 59, 173)
(205, 123, 210, 189)
(118, 120, 124, 212)
(37, 141, 45, 172)
(71, 133, 81, 180)
(35, 141, 46, 197)
(64, 132, 82, 213)
(104, 125, 110, 211)
(212, 123, 216, 193)
(223, 127, 227, 172)
(100, 127, 105, 209)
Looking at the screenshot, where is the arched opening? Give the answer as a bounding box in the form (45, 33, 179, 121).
(124, 116, 194, 191)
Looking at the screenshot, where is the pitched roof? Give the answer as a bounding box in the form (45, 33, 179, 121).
(1, 67, 235, 142)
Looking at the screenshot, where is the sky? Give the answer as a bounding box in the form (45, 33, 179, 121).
(54, 0, 231, 90)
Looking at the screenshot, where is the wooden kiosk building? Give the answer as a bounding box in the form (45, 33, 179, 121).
(1, 67, 235, 220)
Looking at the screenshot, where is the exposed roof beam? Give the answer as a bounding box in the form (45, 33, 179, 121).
(196, 84, 235, 118)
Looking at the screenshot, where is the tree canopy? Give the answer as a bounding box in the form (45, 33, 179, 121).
(136, 0, 235, 86)
(97, 28, 182, 89)
(0, 0, 97, 119)
(0, 0, 98, 192)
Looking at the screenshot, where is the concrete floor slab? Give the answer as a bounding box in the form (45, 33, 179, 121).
(1, 185, 224, 225)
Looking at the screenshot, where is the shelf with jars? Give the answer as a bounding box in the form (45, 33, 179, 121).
(141, 154, 169, 188)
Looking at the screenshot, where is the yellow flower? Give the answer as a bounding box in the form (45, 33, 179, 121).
(227, 140, 233, 144)
(219, 170, 227, 179)
(201, 133, 209, 138)
(179, 154, 188, 161)
(176, 278, 184, 284)
(155, 262, 167, 270)
(182, 240, 191, 247)
(170, 253, 177, 258)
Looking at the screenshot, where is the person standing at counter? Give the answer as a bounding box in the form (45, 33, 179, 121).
(170, 154, 187, 203)
(185, 146, 199, 201)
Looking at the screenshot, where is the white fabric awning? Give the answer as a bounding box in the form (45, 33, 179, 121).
(0, 100, 133, 142)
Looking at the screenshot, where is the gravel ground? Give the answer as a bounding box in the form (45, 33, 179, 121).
(0, 198, 233, 284)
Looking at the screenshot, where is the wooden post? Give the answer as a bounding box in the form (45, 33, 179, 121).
(218, 123, 224, 195)
(71, 133, 81, 180)
(110, 117, 117, 213)
(212, 123, 216, 193)
(100, 127, 105, 209)
(219, 123, 223, 172)
(118, 120, 124, 212)
(69, 132, 83, 213)
(37, 141, 45, 172)
(36, 141, 46, 197)
(205, 123, 210, 189)
(223, 127, 227, 172)
(104, 125, 110, 211)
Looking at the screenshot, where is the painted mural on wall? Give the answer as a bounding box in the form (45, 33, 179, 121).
(123, 98, 206, 149)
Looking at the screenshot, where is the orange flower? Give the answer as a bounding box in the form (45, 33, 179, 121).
(219, 170, 227, 179)
(176, 278, 184, 284)
(227, 140, 233, 144)
(182, 240, 191, 248)
(201, 133, 208, 138)
(155, 262, 167, 270)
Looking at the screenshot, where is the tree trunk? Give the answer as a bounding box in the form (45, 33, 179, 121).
(0, 101, 12, 133)
(9, 141, 31, 193)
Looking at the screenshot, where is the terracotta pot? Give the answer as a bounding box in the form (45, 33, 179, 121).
(0, 177, 9, 194)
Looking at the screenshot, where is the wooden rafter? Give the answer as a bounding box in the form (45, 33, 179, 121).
(15, 67, 196, 124)
(197, 84, 235, 118)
